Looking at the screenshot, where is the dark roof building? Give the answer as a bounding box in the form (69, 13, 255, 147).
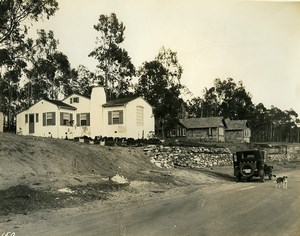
(179, 117, 226, 129)
(226, 119, 249, 130)
(225, 119, 251, 143)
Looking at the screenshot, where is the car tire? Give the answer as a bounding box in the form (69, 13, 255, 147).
(259, 169, 265, 182)
(236, 173, 241, 182)
(240, 162, 255, 178)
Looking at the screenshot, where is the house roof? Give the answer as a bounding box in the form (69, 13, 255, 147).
(62, 93, 91, 101)
(44, 98, 77, 110)
(226, 120, 249, 130)
(179, 117, 226, 129)
(102, 96, 140, 107)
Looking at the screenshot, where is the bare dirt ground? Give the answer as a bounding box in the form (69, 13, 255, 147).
(0, 133, 299, 235)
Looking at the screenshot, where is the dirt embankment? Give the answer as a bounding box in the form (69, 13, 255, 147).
(0, 133, 226, 216)
(0, 133, 164, 188)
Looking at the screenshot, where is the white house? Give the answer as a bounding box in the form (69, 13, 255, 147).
(16, 87, 155, 139)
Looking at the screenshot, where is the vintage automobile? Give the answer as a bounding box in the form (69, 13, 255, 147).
(233, 150, 273, 182)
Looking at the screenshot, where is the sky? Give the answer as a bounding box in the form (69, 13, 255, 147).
(30, 0, 300, 115)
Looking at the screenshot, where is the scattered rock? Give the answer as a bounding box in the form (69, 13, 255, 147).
(111, 174, 129, 184)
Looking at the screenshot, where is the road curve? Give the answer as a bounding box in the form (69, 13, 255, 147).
(14, 170, 300, 236)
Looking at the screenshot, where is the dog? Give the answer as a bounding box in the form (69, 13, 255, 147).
(275, 176, 288, 189)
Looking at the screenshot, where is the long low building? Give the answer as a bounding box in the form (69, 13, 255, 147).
(16, 87, 155, 139)
(169, 117, 251, 143)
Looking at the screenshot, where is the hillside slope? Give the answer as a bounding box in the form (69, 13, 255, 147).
(0, 133, 227, 216)
(0, 133, 160, 189)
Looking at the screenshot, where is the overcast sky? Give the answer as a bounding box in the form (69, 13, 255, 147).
(31, 0, 300, 115)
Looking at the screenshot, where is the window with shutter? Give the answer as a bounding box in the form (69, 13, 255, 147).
(76, 113, 90, 126)
(60, 112, 71, 126)
(80, 113, 87, 126)
(46, 113, 53, 125)
(44, 112, 56, 126)
(108, 110, 123, 125)
(42, 112, 55, 126)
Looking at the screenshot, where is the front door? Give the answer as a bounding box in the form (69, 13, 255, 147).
(29, 114, 34, 134)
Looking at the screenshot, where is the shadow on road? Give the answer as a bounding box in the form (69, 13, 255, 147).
(188, 167, 236, 182)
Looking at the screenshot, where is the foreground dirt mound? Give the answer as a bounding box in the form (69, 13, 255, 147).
(0, 182, 128, 216)
(0, 133, 160, 189)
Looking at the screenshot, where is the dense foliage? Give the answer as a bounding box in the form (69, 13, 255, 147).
(135, 47, 186, 137)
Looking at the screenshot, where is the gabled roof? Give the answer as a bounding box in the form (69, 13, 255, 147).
(226, 120, 249, 130)
(17, 98, 77, 114)
(179, 117, 226, 129)
(102, 96, 140, 107)
(43, 98, 77, 110)
(62, 93, 91, 101)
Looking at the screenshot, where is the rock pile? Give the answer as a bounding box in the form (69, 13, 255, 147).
(144, 145, 233, 169)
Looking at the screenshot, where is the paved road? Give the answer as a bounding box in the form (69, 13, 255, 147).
(12, 170, 300, 236)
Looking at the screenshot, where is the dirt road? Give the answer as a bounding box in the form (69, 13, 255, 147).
(3, 169, 299, 236)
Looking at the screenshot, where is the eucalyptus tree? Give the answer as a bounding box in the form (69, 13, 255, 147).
(187, 97, 205, 118)
(249, 103, 269, 142)
(89, 13, 135, 99)
(64, 65, 97, 97)
(0, 0, 58, 131)
(22, 30, 71, 103)
(267, 107, 299, 142)
(0, 0, 58, 45)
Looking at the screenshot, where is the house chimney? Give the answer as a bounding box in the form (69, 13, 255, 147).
(90, 86, 106, 138)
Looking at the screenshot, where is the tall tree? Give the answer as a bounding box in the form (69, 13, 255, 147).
(156, 47, 183, 86)
(187, 97, 205, 118)
(0, 0, 58, 46)
(202, 78, 254, 119)
(249, 103, 269, 142)
(21, 30, 71, 104)
(202, 87, 219, 117)
(135, 48, 186, 137)
(0, 0, 58, 131)
(89, 13, 135, 99)
(64, 65, 96, 97)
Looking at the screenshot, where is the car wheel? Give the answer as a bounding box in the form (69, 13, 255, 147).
(259, 169, 265, 182)
(236, 173, 241, 182)
(240, 162, 255, 178)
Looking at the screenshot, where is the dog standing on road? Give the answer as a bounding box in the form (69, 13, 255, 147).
(275, 176, 288, 189)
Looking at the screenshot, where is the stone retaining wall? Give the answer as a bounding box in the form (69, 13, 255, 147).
(144, 144, 300, 169)
(144, 145, 233, 169)
(266, 145, 300, 162)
